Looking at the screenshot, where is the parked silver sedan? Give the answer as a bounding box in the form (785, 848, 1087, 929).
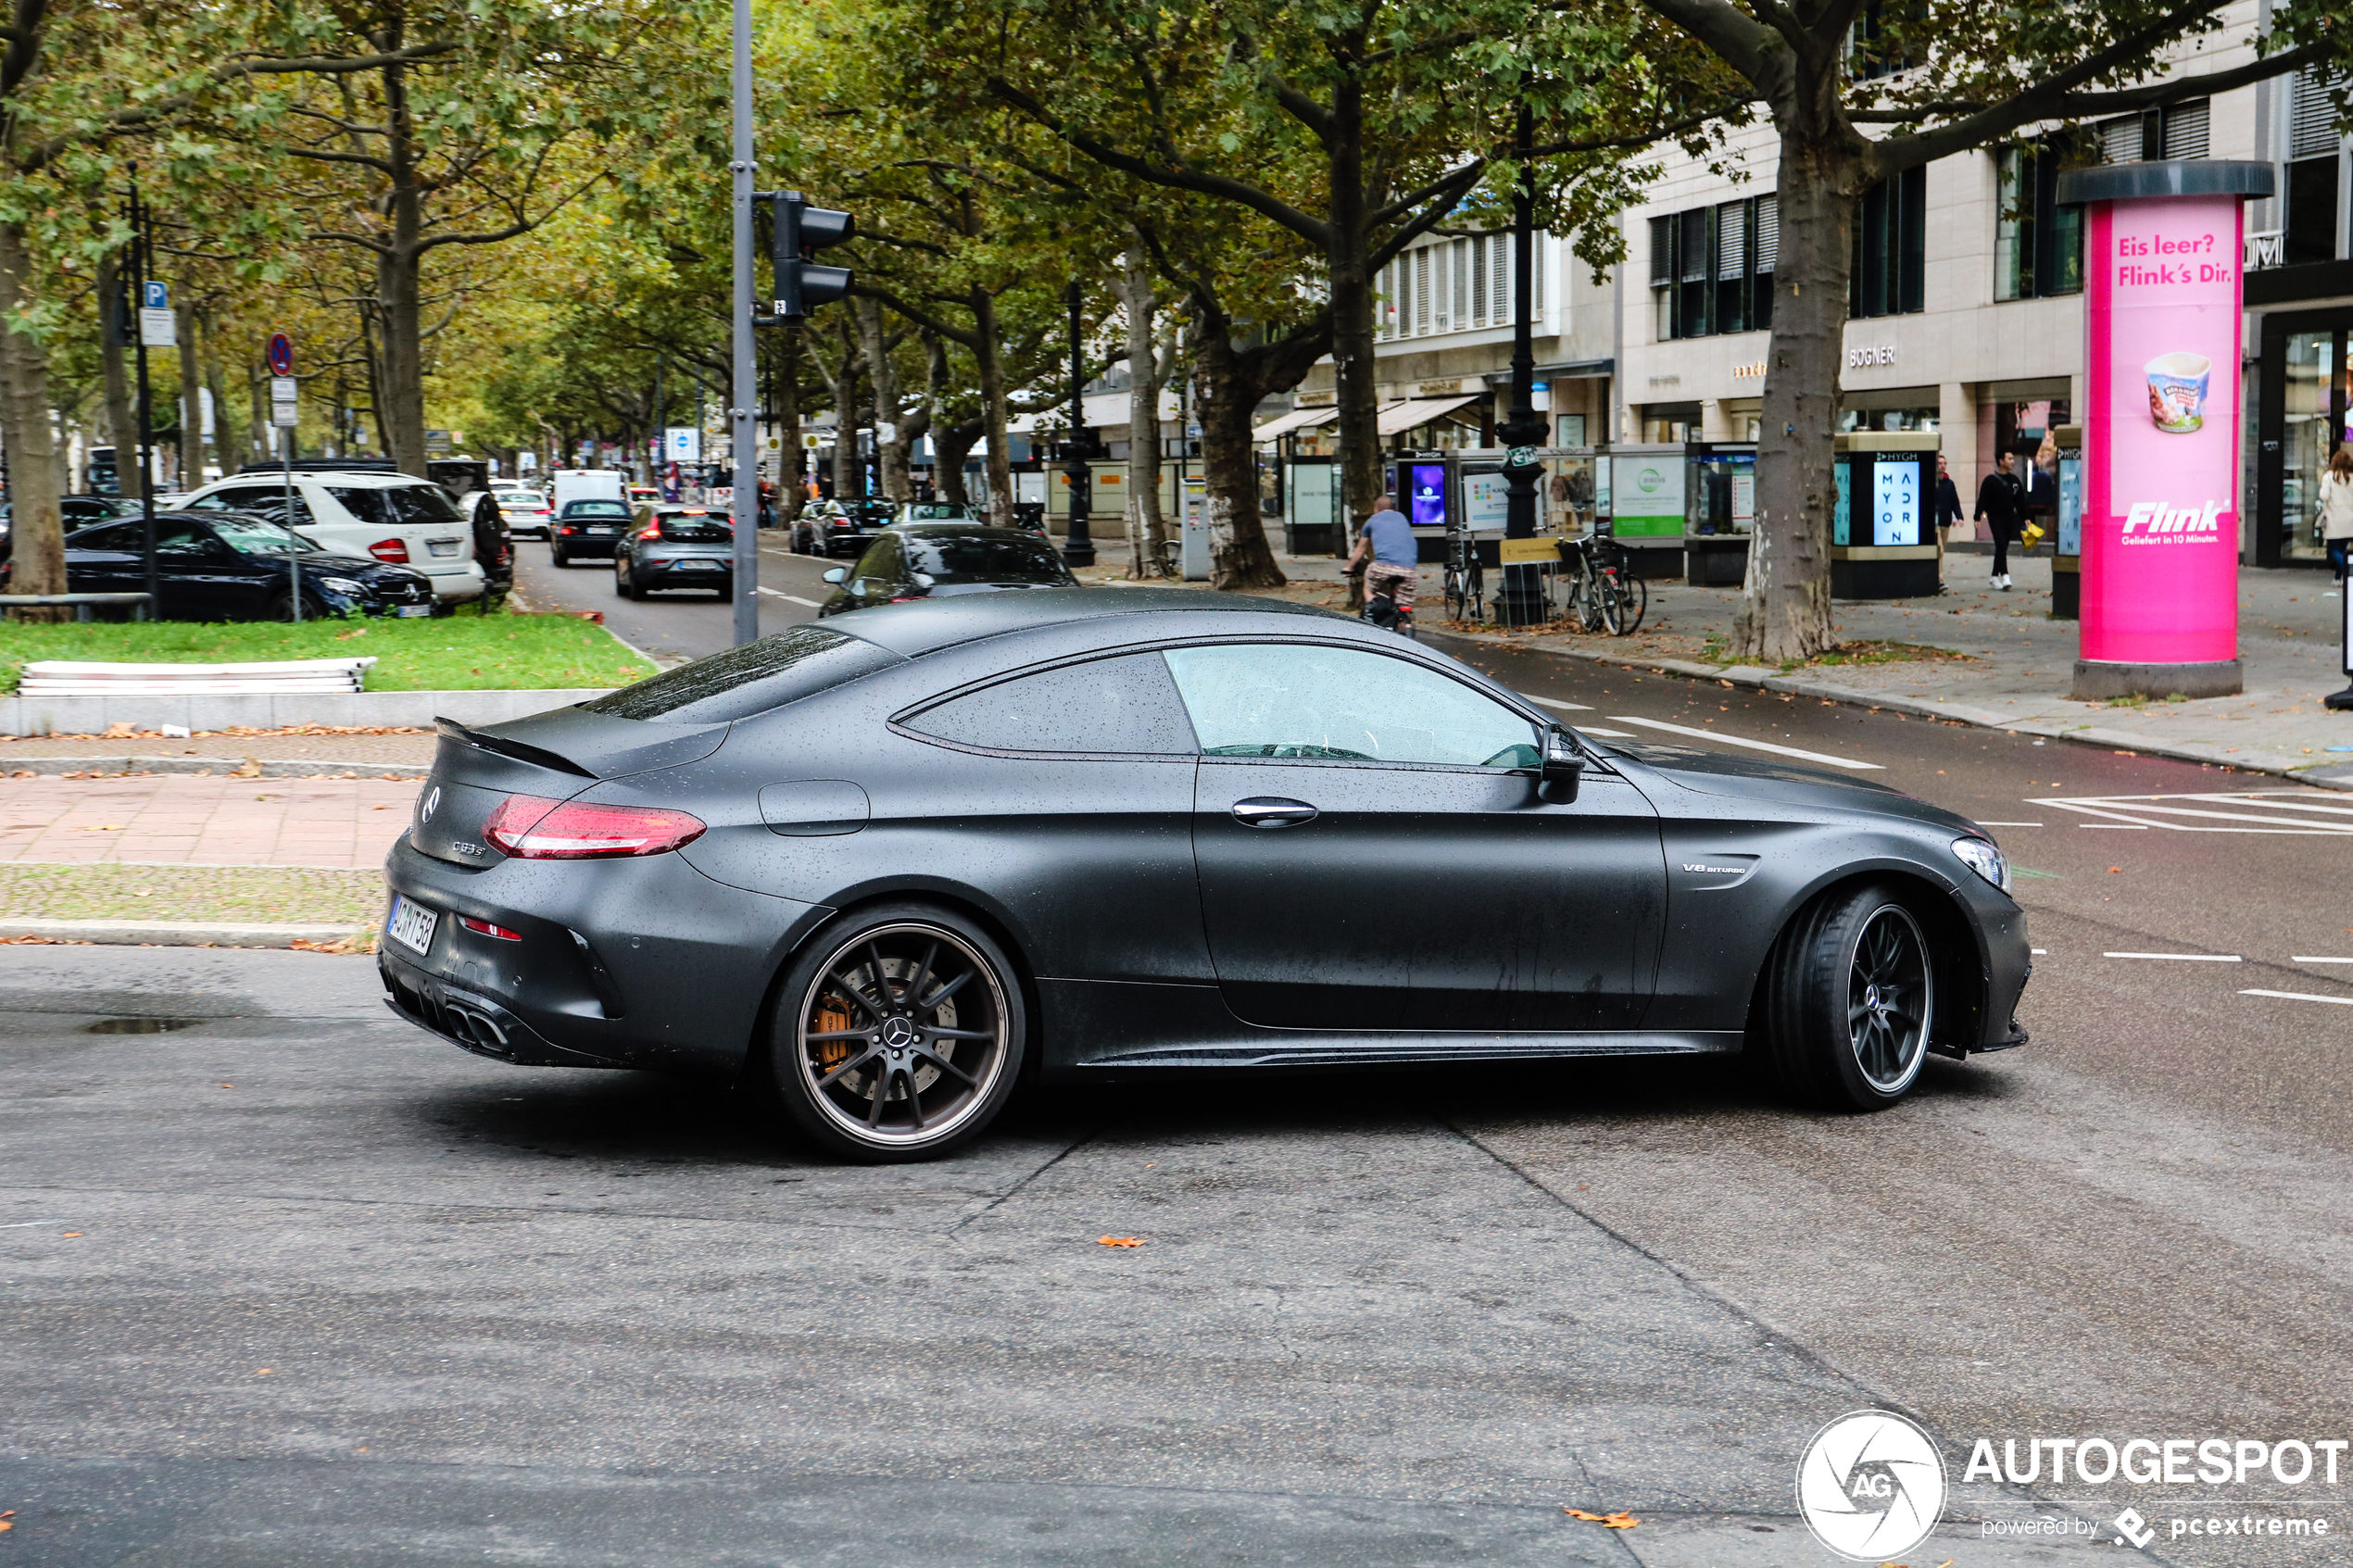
(615, 504, 734, 601)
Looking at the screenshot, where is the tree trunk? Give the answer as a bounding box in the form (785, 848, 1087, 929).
(973, 287, 1014, 526)
(0, 220, 69, 609)
(1119, 241, 1168, 578)
(95, 253, 144, 502)
(831, 363, 862, 499)
(375, 48, 429, 478)
(203, 313, 240, 473)
(935, 419, 981, 507)
(176, 296, 201, 486)
(855, 297, 912, 501)
(897, 333, 944, 501)
(1736, 122, 1853, 662)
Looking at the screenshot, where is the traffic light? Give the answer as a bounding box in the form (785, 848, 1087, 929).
(768, 190, 853, 318)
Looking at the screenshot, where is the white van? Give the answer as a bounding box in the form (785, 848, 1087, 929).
(179, 469, 484, 604)
(550, 470, 628, 514)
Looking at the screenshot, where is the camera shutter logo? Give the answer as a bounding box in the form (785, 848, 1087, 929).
(1795, 1410, 1946, 1562)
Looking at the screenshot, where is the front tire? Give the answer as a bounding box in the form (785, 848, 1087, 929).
(766, 904, 1026, 1161)
(1764, 884, 1934, 1110)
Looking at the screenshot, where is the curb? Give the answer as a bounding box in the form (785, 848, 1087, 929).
(0, 918, 375, 949)
(0, 757, 431, 779)
(1428, 628, 2353, 792)
(0, 687, 617, 738)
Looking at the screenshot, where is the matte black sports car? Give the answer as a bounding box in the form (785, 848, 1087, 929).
(379, 591, 2030, 1162)
(818, 522, 1076, 615)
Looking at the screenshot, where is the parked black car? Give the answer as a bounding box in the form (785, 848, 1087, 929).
(3, 511, 437, 620)
(818, 523, 1076, 616)
(550, 498, 635, 565)
(807, 497, 896, 558)
(0, 494, 136, 547)
(616, 506, 734, 601)
(379, 590, 2030, 1162)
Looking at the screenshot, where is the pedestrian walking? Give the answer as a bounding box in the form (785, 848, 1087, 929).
(2321, 445, 2353, 582)
(1975, 450, 2025, 591)
(1934, 452, 1964, 586)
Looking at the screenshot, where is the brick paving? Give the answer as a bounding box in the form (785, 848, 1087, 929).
(0, 730, 437, 765)
(0, 773, 419, 869)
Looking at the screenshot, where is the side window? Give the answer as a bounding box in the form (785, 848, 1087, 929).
(1164, 644, 1539, 768)
(853, 533, 901, 588)
(185, 488, 255, 511)
(72, 522, 137, 551)
(153, 521, 209, 558)
(904, 653, 1199, 755)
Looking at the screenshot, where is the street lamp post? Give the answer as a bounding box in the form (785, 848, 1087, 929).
(1061, 283, 1097, 568)
(1496, 95, 1549, 628)
(726, 0, 761, 645)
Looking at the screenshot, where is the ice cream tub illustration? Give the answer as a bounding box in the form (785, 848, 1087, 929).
(2145, 351, 2210, 433)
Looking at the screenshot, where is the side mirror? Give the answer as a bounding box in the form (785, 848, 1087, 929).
(1539, 725, 1584, 803)
(822, 566, 848, 584)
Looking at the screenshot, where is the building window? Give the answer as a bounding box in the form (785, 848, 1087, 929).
(1471, 236, 1490, 323)
(2288, 71, 2344, 267)
(1650, 194, 1774, 340)
(1994, 141, 2084, 301)
(1849, 0, 1922, 81)
(2096, 98, 2211, 166)
(1850, 165, 1925, 319)
(1451, 238, 1468, 327)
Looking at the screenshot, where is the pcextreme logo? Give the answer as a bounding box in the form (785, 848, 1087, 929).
(2120, 500, 2228, 542)
(1796, 1410, 1948, 1562)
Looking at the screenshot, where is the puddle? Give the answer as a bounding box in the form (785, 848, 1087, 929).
(83, 1018, 202, 1035)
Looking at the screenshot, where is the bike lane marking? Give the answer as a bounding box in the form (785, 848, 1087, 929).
(1602, 715, 1886, 771)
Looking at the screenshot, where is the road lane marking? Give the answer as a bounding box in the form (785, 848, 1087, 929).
(757, 588, 824, 608)
(2294, 957, 2353, 964)
(1604, 716, 1884, 771)
(2104, 952, 2241, 961)
(2082, 824, 2148, 830)
(1978, 821, 2044, 827)
(1521, 694, 1594, 711)
(2037, 792, 2353, 834)
(2240, 989, 2353, 1007)
(1580, 728, 1640, 738)
(0, 1219, 66, 1229)
(2031, 948, 2048, 954)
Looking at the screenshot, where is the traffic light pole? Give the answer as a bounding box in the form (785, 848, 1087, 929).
(728, 0, 760, 646)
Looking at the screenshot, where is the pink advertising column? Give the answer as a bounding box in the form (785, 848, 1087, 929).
(2057, 161, 2274, 700)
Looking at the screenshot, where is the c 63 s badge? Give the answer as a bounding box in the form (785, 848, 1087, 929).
(1797, 1409, 1947, 1562)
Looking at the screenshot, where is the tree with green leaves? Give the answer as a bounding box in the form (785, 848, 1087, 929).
(1634, 0, 2349, 660)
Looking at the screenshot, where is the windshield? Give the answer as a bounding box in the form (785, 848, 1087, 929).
(560, 499, 633, 519)
(209, 516, 310, 557)
(905, 532, 1076, 584)
(329, 483, 463, 528)
(904, 505, 976, 521)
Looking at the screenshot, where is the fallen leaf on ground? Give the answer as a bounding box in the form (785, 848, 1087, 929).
(77, 824, 127, 832)
(1563, 1509, 1640, 1529)
(256, 1368, 273, 1375)
(1096, 1236, 1144, 1248)
(232, 759, 262, 778)
(60, 1232, 82, 1237)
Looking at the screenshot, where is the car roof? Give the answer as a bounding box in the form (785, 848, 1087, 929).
(828, 586, 1357, 659)
(893, 522, 1055, 541)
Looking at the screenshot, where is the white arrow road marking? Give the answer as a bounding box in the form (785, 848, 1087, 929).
(2241, 989, 2353, 1007)
(1604, 715, 1885, 771)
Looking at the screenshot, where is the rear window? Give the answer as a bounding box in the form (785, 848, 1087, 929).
(581, 624, 902, 723)
(500, 492, 546, 508)
(655, 512, 731, 544)
(905, 533, 1075, 585)
(560, 499, 633, 520)
(329, 484, 463, 528)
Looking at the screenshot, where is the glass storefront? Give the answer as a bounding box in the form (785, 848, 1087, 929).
(2256, 307, 2353, 568)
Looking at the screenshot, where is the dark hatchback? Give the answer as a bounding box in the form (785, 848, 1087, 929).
(379, 590, 2030, 1164)
(5, 511, 434, 620)
(807, 498, 896, 559)
(818, 523, 1076, 616)
(550, 499, 635, 565)
(617, 506, 734, 601)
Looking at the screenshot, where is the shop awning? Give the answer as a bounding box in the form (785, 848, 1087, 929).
(1375, 394, 1481, 436)
(1252, 406, 1340, 441)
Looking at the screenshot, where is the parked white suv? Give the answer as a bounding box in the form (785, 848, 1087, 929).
(179, 469, 484, 604)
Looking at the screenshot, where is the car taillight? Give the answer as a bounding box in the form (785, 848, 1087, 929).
(639, 521, 661, 540)
(458, 915, 522, 940)
(369, 538, 409, 563)
(558, 524, 576, 534)
(482, 794, 706, 859)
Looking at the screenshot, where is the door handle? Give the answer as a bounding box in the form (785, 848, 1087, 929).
(1230, 797, 1318, 829)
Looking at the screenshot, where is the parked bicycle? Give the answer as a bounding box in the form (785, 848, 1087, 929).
(1441, 529, 1486, 624)
(1560, 533, 1647, 636)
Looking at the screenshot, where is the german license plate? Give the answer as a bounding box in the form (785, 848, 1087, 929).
(396, 604, 432, 618)
(427, 539, 461, 557)
(677, 558, 720, 571)
(386, 894, 438, 956)
(588, 524, 617, 534)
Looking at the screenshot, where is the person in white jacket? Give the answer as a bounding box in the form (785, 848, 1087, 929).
(2321, 445, 2353, 583)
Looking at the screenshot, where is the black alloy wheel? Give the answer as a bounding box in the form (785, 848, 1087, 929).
(768, 905, 1024, 1161)
(1764, 883, 1934, 1110)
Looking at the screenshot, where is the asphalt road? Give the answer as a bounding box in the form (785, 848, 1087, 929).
(6, 605, 2352, 1566)
(509, 525, 833, 666)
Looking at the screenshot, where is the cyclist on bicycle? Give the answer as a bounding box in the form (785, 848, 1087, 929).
(1348, 494, 1418, 632)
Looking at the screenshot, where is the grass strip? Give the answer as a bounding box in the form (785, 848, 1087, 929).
(0, 862, 386, 925)
(0, 610, 654, 695)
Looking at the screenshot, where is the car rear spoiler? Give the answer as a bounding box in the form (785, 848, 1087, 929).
(435, 716, 595, 779)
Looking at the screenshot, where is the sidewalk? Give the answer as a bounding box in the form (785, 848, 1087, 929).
(1081, 543, 2353, 788)
(0, 772, 419, 869)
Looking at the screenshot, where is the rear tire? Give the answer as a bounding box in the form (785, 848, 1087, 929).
(551, 548, 570, 569)
(765, 903, 1026, 1162)
(1763, 883, 1934, 1111)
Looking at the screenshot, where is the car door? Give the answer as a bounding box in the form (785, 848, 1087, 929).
(149, 518, 235, 620)
(1168, 641, 1667, 1034)
(64, 521, 142, 597)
